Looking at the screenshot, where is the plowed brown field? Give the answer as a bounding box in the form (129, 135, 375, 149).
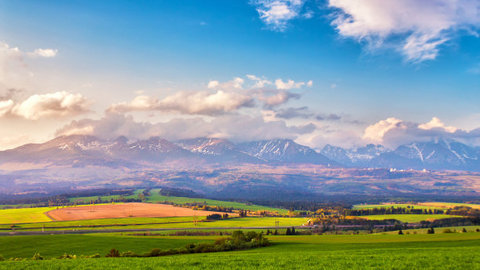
(46, 203, 231, 221)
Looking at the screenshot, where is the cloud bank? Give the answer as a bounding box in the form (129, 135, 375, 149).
(57, 113, 316, 142)
(363, 116, 480, 147)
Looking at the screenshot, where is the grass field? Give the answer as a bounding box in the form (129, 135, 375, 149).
(0, 207, 58, 224)
(362, 214, 462, 223)
(0, 233, 479, 269)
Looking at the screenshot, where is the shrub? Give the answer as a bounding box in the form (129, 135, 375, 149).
(443, 229, 453, 233)
(120, 251, 138, 257)
(105, 249, 120, 257)
(32, 253, 43, 260)
(58, 253, 77, 259)
(0, 254, 4, 261)
(462, 228, 467, 233)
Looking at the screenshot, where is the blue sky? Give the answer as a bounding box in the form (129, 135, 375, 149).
(0, 0, 479, 149)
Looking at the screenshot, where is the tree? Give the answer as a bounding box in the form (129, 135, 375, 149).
(398, 229, 403, 235)
(286, 228, 291, 235)
(462, 228, 467, 233)
(427, 227, 435, 234)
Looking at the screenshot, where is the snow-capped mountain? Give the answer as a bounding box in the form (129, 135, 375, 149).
(1, 135, 479, 171)
(372, 139, 480, 171)
(238, 139, 335, 165)
(175, 138, 262, 163)
(321, 144, 389, 166)
(322, 139, 480, 171)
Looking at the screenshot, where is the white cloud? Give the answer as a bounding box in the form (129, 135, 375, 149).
(29, 48, 58, 58)
(257, 90, 301, 108)
(363, 117, 404, 144)
(9, 91, 90, 120)
(362, 116, 480, 147)
(0, 91, 90, 120)
(418, 117, 457, 133)
(107, 90, 255, 116)
(251, 0, 306, 31)
(0, 99, 14, 117)
(246, 74, 272, 88)
(328, 0, 480, 62)
(275, 78, 312, 90)
(207, 77, 244, 90)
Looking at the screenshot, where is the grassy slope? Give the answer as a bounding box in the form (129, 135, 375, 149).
(1, 233, 480, 269)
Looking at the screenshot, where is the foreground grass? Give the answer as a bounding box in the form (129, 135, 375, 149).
(1, 233, 479, 269)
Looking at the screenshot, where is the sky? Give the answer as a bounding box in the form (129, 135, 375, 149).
(0, 0, 479, 150)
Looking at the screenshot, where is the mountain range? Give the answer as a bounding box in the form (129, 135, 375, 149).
(0, 135, 479, 172)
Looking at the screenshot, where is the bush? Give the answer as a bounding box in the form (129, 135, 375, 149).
(58, 253, 77, 259)
(206, 214, 222, 220)
(0, 254, 4, 261)
(443, 229, 454, 233)
(32, 253, 43, 260)
(120, 251, 138, 257)
(462, 228, 467, 233)
(105, 249, 120, 257)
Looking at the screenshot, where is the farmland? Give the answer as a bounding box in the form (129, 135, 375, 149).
(362, 214, 462, 223)
(353, 202, 480, 210)
(0, 207, 57, 224)
(47, 203, 234, 221)
(0, 232, 479, 269)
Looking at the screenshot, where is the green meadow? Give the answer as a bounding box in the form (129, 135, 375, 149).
(0, 232, 479, 269)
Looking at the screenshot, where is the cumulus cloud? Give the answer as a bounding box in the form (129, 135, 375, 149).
(363, 116, 480, 147)
(56, 113, 316, 142)
(0, 91, 90, 120)
(251, 0, 307, 31)
(107, 90, 255, 116)
(246, 74, 273, 88)
(207, 77, 244, 90)
(275, 78, 312, 90)
(256, 90, 301, 108)
(210, 75, 312, 91)
(29, 48, 58, 58)
(328, 0, 480, 62)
